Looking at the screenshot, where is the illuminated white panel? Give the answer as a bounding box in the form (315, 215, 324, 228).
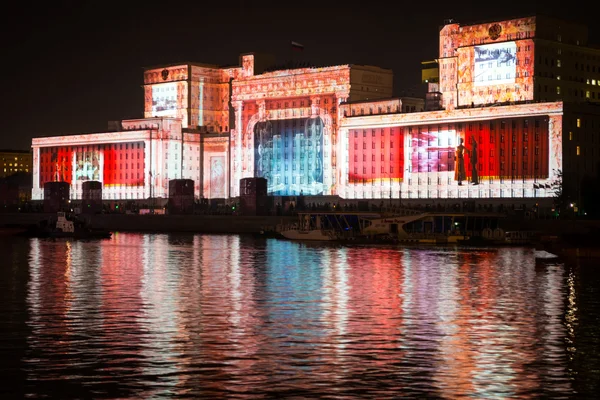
(474, 42, 517, 86)
(152, 82, 178, 117)
(71, 150, 103, 183)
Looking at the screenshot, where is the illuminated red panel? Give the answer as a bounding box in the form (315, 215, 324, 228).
(348, 127, 404, 183)
(102, 142, 145, 187)
(103, 145, 118, 186)
(39, 147, 73, 186)
(39, 142, 147, 188)
(461, 117, 549, 180)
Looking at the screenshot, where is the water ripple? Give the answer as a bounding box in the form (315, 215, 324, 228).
(0, 234, 598, 398)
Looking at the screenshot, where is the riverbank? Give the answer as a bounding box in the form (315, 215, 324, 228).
(1, 212, 600, 236)
(0, 213, 296, 235)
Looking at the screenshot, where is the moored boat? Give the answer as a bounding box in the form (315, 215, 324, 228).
(26, 212, 112, 239)
(359, 212, 470, 244)
(278, 227, 339, 241)
(277, 213, 347, 241)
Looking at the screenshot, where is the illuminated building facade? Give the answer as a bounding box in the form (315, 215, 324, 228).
(438, 15, 600, 110)
(30, 15, 600, 206)
(31, 117, 235, 201)
(1, 149, 32, 178)
(230, 62, 393, 197)
(339, 101, 563, 200)
(31, 55, 392, 201)
(143, 62, 237, 133)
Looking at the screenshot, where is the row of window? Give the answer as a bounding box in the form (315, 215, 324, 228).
(347, 189, 542, 199)
(2, 168, 29, 173)
(554, 86, 599, 99)
(352, 160, 541, 176)
(351, 146, 543, 162)
(0, 157, 28, 161)
(39, 162, 144, 172)
(105, 153, 142, 160)
(39, 143, 145, 152)
(244, 98, 333, 111)
(352, 134, 543, 148)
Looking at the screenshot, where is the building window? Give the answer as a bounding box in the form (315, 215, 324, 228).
(577, 146, 581, 156)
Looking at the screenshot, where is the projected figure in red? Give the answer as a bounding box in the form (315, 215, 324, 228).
(470, 135, 479, 185)
(455, 138, 468, 185)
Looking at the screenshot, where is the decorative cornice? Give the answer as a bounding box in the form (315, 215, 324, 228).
(232, 68, 351, 101)
(341, 102, 564, 129)
(32, 130, 154, 147)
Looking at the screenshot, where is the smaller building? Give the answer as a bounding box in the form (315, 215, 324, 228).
(0, 149, 32, 178)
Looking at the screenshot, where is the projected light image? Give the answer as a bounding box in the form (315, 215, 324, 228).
(152, 82, 178, 116)
(43, 147, 73, 184)
(411, 129, 456, 173)
(451, 18, 536, 107)
(474, 42, 517, 86)
(405, 118, 550, 187)
(74, 150, 101, 181)
(210, 156, 226, 198)
(344, 115, 553, 199)
(254, 117, 324, 195)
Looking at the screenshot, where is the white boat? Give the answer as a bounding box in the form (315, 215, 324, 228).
(278, 227, 339, 241)
(27, 212, 112, 239)
(276, 210, 510, 245)
(278, 213, 342, 241)
(359, 212, 479, 244)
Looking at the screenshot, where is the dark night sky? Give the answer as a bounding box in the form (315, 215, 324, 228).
(2, 0, 596, 151)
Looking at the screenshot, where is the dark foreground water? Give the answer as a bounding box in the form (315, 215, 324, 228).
(0, 233, 599, 399)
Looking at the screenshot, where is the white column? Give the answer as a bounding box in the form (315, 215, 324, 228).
(253, 99, 266, 178)
(232, 100, 244, 196)
(32, 146, 41, 200)
(334, 91, 349, 197)
(144, 138, 152, 199)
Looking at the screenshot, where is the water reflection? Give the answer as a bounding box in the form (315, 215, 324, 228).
(4, 234, 595, 398)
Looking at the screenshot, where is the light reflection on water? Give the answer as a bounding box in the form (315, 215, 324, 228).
(0, 233, 598, 398)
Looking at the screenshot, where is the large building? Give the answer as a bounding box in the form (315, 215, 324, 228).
(31, 15, 600, 210)
(341, 15, 600, 207)
(32, 54, 393, 201)
(437, 15, 600, 109)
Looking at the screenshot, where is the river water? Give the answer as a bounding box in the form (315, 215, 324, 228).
(0, 233, 598, 399)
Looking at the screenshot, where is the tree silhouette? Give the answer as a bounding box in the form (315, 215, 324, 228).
(534, 168, 564, 217)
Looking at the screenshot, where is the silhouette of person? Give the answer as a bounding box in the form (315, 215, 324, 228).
(470, 135, 479, 185)
(455, 137, 468, 185)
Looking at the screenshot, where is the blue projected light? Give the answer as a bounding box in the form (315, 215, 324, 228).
(254, 117, 324, 196)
